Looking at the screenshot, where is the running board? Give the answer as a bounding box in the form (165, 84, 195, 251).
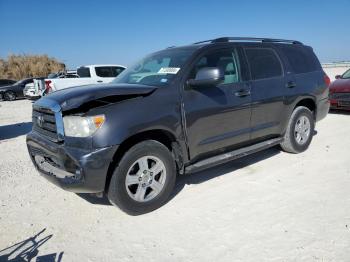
(185, 137, 283, 174)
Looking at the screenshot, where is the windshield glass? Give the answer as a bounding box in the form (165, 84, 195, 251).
(342, 69, 350, 79)
(113, 49, 195, 87)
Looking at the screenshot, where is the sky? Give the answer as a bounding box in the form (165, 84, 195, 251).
(1, 0, 349, 69)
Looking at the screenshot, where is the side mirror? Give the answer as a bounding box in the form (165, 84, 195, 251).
(187, 67, 224, 87)
(335, 75, 342, 79)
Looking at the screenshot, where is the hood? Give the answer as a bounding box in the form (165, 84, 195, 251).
(40, 83, 158, 111)
(330, 78, 350, 92)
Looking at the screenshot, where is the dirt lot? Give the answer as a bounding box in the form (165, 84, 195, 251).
(0, 99, 349, 262)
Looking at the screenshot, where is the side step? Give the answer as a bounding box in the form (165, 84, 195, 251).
(185, 137, 283, 174)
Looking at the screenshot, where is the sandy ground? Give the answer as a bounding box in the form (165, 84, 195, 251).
(0, 99, 349, 262)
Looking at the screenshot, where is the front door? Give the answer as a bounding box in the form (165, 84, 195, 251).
(182, 47, 252, 160)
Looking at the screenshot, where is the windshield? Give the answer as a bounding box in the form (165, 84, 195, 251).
(342, 69, 350, 79)
(113, 49, 195, 87)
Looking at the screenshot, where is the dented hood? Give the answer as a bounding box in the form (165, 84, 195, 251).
(45, 83, 157, 111)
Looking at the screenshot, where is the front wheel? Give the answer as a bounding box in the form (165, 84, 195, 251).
(280, 106, 315, 154)
(107, 140, 176, 215)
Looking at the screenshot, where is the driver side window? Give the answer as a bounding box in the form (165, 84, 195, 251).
(189, 49, 241, 85)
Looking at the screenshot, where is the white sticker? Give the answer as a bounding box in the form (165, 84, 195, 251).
(160, 78, 168, 83)
(158, 67, 180, 74)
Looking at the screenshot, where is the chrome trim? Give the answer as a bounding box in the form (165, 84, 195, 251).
(33, 98, 65, 141)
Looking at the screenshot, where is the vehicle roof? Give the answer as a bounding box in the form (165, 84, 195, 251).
(165, 37, 308, 52)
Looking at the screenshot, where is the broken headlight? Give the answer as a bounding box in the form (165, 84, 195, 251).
(63, 115, 105, 137)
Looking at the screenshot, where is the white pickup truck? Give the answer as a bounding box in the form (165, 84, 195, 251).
(25, 64, 126, 98)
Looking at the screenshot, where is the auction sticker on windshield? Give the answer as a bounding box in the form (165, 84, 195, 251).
(158, 67, 180, 74)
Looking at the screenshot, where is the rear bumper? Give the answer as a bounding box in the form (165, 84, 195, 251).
(26, 131, 118, 193)
(316, 97, 330, 121)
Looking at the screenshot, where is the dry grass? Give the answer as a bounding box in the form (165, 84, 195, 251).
(0, 54, 65, 80)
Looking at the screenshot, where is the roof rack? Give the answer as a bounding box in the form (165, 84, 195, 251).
(193, 37, 303, 45)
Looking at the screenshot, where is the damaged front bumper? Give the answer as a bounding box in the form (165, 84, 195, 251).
(27, 131, 118, 193)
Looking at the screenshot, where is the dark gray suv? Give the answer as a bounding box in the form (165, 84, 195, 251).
(26, 37, 330, 215)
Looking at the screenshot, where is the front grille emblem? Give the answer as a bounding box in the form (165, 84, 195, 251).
(37, 115, 44, 128)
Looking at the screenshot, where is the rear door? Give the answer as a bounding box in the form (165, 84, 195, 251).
(182, 47, 252, 160)
(244, 46, 286, 140)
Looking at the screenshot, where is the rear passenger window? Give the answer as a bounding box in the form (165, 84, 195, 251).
(110, 67, 125, 77)
(95, 67, 125, 78)
(95, 67, 113, 77)
(281, 46, 321, 74)
(245, 48, 282, 80)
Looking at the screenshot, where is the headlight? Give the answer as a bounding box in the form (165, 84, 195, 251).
(63, 115, 105, 137)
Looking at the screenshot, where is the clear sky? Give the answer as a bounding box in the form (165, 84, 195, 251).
(1, 0, 349, 69)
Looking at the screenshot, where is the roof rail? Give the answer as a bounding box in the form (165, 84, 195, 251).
(193, 37, 303, 45)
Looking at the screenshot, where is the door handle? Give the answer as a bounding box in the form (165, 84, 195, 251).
(286, 81, 296, 88)
(234, 89, 251, 97)
(97, 80, 103, 83)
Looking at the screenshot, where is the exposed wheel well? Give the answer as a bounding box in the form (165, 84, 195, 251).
(104, 129, 177, 191)
(294, 98, 316, 118)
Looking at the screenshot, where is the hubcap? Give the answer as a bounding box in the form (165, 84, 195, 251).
(294, 115, 311, 145)
(125, 156, 166, 202)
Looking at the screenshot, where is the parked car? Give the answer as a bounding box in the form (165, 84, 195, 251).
(0, 78, 38, 101)
(0, 79, 16, 87)
(29, 64, 126, 99)
(329, 69, 350, 110)
(23, 78, 46, 100)
(26, 37, 330, 215)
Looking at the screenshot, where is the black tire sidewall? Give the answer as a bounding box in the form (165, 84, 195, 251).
(5, 91, 16, 101)
(108, 140, 176, 215)
(288, 107, 315, 153)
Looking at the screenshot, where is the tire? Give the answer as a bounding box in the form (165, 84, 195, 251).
(0, 92, 3, 101)
(107, 140, 177, 215)
(4, 91, 16, 101)
(280, 106, 315, 154)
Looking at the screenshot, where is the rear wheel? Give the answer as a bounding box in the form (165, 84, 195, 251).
(4, 91, 16, 101)
(107, 140, 176, 215)
(280, 106, 315, 153)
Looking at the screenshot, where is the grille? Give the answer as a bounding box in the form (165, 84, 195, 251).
(32, 107, 60, 142)
(330, 92, 350, 99)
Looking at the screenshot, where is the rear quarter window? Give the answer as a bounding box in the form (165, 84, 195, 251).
(245, 48, 283, 80)
(280, 45, 321, 74)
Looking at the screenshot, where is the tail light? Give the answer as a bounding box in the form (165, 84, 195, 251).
(324, 74, 331, 87)
(45, 80, 52, 93)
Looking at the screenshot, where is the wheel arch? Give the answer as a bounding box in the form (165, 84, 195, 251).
(104, 129, 183, 192)
(293, 97, 316, 118)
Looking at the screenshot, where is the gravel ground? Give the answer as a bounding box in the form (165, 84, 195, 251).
(0, 99, 349, 262)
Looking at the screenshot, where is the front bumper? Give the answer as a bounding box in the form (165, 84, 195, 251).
(329, 98, 350, 111)
(26, 131, 118, 193)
